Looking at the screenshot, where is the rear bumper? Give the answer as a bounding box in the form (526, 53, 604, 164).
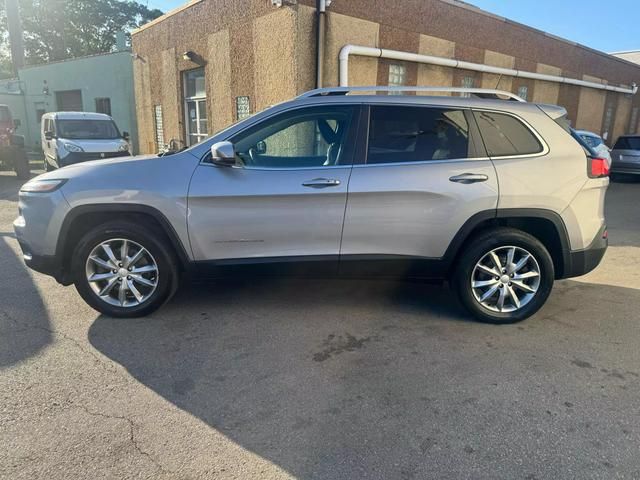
(562, 225, 608, 279)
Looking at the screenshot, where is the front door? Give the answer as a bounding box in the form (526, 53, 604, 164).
(188, 104, 360, 273)
(340, 104, 499, 276)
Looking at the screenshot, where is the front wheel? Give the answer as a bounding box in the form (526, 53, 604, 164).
(453, 228, 555, 324)
(72, 221, 179, 318)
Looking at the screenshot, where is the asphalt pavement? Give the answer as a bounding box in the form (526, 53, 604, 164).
(1, 171, 639, 480)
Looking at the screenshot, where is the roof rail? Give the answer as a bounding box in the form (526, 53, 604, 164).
(298, 86, 526, 102)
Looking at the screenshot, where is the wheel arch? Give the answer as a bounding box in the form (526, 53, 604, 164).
(56, 204, 191, 284)
(444, 209, 571, 279)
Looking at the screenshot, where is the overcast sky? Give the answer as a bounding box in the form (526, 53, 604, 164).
(144, 0, 638, 54)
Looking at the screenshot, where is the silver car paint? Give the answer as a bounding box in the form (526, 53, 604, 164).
(15, 94, 608, 267)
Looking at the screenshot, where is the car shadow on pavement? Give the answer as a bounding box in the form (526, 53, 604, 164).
(0, 232, 52, 368)
(88, 276, 640, 478)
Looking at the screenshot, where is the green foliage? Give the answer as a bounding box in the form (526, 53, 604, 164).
(0, 0, 162, 77)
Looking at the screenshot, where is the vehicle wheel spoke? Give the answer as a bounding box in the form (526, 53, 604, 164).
(477, 263, 500, 276)
(508, 285, 521, 308)
(127, 279, 144, 303)
(131, 265, 157, 274)
(89, 272, 117, 282)
(490, 251, 503, 271)
(89, 256, 113, 270)
(506, 247, 516, 270)
(513, 253, 531, 272)
(131, 274, 155, 288)
(118, 280, 128, 306)
(512, 280, 536, 293)
(513, 271, 539, 280)
(127, 248, 145, 267)
(496, 286, 507, 311)
(473, 278, 499, 288)
(120, 240, 129, 265)
(101, 244, 119, 266)
(99, 277, 119, 296)
(479, 284, 500, 302)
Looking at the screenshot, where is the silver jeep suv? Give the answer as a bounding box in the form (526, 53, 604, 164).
(14, 87, 609, 324)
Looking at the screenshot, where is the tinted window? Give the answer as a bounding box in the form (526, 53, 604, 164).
(613, 136, 640, 150)
(230, 106, 355, 168)
(474, 111, 542, 157)
(367, 106, 470, 164)
(580, 134, 603, 149)
(57, 120, 120, 139)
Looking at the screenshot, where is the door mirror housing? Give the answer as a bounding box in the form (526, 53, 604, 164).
(44, 131, 54, 141)
(122, 131, 130, 141)
(210, 141, 237, 167)
(255, 140, 267, 154)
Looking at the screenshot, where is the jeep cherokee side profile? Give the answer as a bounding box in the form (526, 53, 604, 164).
(14, 87, 609, 324)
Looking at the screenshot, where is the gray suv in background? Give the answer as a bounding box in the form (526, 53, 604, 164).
(14, 87, 609, 324)
(610, 135, 640, 177)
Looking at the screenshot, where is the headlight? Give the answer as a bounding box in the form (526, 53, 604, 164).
(63, 142, 83, 153)
(20, 179, 67, 193)
(118, 143, 130, 152)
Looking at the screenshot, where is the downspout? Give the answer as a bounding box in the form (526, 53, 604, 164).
(315, 0, 327, 88)
(338, 44, 639, 95)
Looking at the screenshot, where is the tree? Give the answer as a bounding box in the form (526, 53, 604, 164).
(0, 0, 162, 76)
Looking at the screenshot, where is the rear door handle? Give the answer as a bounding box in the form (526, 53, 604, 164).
(302, 178, 341, 188)
(449, 173, 489, 184)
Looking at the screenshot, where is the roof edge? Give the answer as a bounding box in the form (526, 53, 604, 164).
(132, 0, 206, 35)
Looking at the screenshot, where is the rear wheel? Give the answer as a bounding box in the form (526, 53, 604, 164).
(453, 228, 555, 324)
(12, 147, 30, 179)
(72, 221, 179, 318)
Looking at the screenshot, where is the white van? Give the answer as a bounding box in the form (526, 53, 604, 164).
(41, 112, 131, 170)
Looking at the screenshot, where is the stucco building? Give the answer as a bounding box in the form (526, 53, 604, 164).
(0, 48, 139, 153)
(131, 0, 640, 154)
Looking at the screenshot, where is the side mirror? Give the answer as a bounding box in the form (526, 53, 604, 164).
(210, 141, 237, 167)
(122, 131, 130, 140)
(44, 131, 54, 141)
(13, 119, 21, 128)
(256, 140, 267, 154)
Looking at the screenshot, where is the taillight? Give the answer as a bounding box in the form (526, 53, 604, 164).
(589, 157, 609, 178)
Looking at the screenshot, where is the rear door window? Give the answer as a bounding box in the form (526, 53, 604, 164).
(474, 111, 543, 157)
(366, 106, 473, 164)
(613, 137, 640, 150)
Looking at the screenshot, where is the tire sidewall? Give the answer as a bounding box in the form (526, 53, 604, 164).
(72, 222, 177, 318)
(454, 229, 555, 324)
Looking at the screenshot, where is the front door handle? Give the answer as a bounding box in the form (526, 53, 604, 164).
(302, 178, 341, 188)
(449, 173, 489, 184)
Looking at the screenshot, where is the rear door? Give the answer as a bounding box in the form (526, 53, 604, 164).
(340, 104, 498, 276)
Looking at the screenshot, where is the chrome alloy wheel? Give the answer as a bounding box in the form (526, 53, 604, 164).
(85, 238, 159, 308)
(471, 246, 541, 313)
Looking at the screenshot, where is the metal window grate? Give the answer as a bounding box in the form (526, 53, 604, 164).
(517, 86, 528, 102)
(154, 105, 165, 153)
(236, 96, 251, 120)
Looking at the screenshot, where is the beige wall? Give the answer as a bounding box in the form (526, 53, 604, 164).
(612, 93, 633, 141)
(133, 58, 153, 154)
(481, 50, 515, 92)
(417, 34, 455, 93)
(532, 64, 562, 105)
(323, 11, 379, 87)
(207, 30, 233, 133)
(575, 75, 607, 134)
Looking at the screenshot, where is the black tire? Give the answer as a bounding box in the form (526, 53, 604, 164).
(12, 147, 30, 179)
(452, 227, 555, 324)
(72, 221, 179, 318)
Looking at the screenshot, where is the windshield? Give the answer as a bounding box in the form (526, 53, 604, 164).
(613, 136, 640, 150)
(56, 119, 120, 140)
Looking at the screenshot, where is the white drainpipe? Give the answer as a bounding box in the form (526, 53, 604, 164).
(339, 44, 639, 95)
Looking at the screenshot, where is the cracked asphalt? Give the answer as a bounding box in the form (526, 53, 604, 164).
(1, 171, 640, 480)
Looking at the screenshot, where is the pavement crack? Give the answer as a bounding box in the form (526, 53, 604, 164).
(72, 404, 174, 475)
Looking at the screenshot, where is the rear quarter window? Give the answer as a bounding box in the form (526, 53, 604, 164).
(474, 111, 543, 157)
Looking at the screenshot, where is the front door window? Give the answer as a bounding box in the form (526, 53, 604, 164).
(184, 68, 207, 146)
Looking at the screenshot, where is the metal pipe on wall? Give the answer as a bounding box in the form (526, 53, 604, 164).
(338, 44, 638, 95)
(315, 0, 327, 88)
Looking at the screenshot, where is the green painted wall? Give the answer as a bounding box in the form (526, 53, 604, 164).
(0, 50, 138, 153)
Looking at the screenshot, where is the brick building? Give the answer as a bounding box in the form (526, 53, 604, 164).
(131, 0, 640, 154)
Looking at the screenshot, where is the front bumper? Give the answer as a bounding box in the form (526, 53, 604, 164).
(563, 224, 608, 278)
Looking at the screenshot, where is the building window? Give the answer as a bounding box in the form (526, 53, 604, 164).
(461, 76, 474, 97)
(34, 102, 46, 123)
(629, 107, 639, 134)
(183, 68, 207, 146)
(55, 89, 83, 111)
(388, 64, 407, 94)
(236, 96, 251, 121)
(154, 105, 165, 152)
(517, 85, 529, 101)
(602, 104, 614, 141)
(95, 97, 112, 116)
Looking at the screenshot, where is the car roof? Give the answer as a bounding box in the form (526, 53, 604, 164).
(43, 111, 113, 121)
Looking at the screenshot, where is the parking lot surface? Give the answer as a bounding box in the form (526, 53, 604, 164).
(1, 171, 639, 480)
